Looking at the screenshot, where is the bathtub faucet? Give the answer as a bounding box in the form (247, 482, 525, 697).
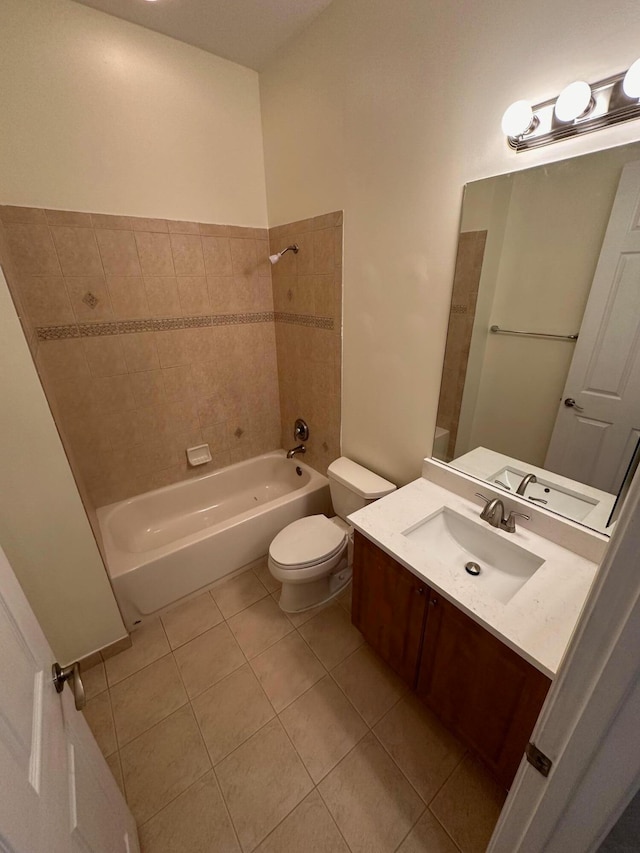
(286, 445, 306, 459)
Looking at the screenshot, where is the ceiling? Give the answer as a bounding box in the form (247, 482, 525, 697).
(72, 0, 335, 70)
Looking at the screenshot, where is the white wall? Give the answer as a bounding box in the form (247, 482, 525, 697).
(260, 0, 640, 484)
(0, 267, 125, 664)
(0, 0, 268, 226)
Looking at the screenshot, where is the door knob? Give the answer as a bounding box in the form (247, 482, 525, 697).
(52, 661, 86, 711)
(564, 397, 584, 412)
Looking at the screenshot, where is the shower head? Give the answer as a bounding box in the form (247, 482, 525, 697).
(269, 243, 299, 265)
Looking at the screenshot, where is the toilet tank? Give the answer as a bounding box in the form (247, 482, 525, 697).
(327, 457, 396, 520)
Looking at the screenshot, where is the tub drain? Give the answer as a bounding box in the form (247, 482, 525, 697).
(465, 561, 481, 576)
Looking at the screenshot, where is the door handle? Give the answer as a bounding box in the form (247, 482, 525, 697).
(52, 661, 86, 711)
(564, 397, 584, 413)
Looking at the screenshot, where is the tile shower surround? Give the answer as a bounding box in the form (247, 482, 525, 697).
(0, 206, 342, 515)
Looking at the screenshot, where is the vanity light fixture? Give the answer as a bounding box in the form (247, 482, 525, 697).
(502, 62, 640, 152)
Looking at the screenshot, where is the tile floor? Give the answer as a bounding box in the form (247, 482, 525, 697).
(83, 560, 506, 853)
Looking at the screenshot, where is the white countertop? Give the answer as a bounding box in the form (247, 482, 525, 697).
(348, 477, 600, 679)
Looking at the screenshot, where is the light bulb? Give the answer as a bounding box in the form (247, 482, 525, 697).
(623, 58, 640, 98)
(555, 81, 593, 122)
(501, 100, 535, 137)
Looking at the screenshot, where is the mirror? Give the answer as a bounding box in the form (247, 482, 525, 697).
(434, 141, 640, 535)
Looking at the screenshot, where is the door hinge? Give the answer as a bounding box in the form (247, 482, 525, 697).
(526, 742, 552, 777)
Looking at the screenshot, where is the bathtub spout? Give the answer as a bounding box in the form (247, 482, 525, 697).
(286, 445, 306, 459)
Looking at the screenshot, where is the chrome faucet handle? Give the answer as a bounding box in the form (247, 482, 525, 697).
(502, 510, 530, 533)
(475, 492, 491, 504)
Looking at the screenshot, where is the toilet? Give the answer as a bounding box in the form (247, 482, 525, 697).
(268, 457, 396, 613)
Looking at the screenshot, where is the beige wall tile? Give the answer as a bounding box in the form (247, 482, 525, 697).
(144, 276, 181, 316)
(93, 374, 136, 413)
(95, 229, 141, 276)
(131, 217, 168, 233)
(135, 232, 175, 276)
(65, 275, 114, 321)
(177, 276, 209, 315)
(37, 338, 90, 382)
(50, 226, 103, 276)
(106, 275, 149, 319)
(130, 369, 167, 407)
(202, 236, 233, 275)
(83, 335, 127, 377)
(6, 223, 61, 275)
(167, 219, 200, 235)
(0, 205, 46, 225)
(163, 364, 193, 401)
(91, 213, 135, 230)
(120, 332, 160, 372)
(19, 275, 74, 325)
(170, 233, 205, 276)
(45, 210, 93, 227)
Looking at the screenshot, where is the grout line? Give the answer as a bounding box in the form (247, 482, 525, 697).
(426, 806, 465, 853)
(391, 804, 428, 853)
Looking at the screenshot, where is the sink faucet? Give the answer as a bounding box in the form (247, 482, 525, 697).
(516, 473, 537, 496)
(475, 493, 530, 533)
(286, 444, 306, 459)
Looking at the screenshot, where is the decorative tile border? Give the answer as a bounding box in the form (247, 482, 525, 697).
(36, 311, 334, 340)
(274, 312, 334, 330)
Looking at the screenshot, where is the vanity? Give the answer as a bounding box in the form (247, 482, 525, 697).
(348, 461, 604, 790)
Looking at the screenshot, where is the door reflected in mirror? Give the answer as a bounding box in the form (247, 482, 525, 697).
(435, 141, 640, 535)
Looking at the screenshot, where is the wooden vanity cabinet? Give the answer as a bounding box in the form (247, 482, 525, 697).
(352, 531, 428, 687)
(416, 593, 551, 788)
(352, 532, 552, 789)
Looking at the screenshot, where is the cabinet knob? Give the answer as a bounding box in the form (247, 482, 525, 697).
(430, 596, 438, 606)
(416, 587, 425, 595)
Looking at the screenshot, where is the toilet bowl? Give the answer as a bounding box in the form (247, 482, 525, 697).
(268, 457, 396, 613)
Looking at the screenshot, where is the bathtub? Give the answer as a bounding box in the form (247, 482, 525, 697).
(97, 451, 331, 630)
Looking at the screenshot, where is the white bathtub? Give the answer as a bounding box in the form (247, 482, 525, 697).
(97, 451, 331, 629)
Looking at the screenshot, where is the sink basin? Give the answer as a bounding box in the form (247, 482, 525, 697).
(402, 507, 544, 604)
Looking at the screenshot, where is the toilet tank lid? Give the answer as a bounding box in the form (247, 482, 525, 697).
(327, 457, 396, 499)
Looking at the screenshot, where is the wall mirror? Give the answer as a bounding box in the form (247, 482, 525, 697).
(434, 141, 640, 535)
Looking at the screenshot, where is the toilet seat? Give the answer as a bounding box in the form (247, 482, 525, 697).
(269, 515, 347, 570)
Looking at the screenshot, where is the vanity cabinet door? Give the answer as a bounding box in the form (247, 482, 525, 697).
(352, 532, 428, 687)
(416, 594, 551, 788)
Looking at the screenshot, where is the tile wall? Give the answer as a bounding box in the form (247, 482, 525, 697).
(269, 212, 342, 475)
(436, 230, 487, 460)
(0, 205, 343, 520)
(0, 206, 281, 510)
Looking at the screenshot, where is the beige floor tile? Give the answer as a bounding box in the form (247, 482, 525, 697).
(174, 621, 246, 698)
(280, 676, 367, 783)
(121, 705, 210, 824)
(253, 559, 281, 593)
(228, 596, 293, 659)
(106, 752, 125, 796)
(192, 664, 275, 764)
(255, 789, 349, 853)
(374, 695, 466, 804)
(82, 661, 107, 700)
(111, 654, 188, 746)
(430, 755, 506, 853)
(211, 569, 269, 618)
(161, 592, 224, 649)
(318, 732, 425, 853)
(83, 691, 117, 757)
(280, 595, 332, 628)
(298, 604, 363, 669)
(397, 810, 460, 853)
(332, 644, 406, 726)
(138, 771, 240, 853)
(216, 717, 313, 852)
(250, 632, 326, 712)
(336, 583, 352, 614)
(105, 618, 170, 685)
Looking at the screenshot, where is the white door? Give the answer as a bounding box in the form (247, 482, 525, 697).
(0, 543, 138, 853)
(545, 160, 640, 493)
